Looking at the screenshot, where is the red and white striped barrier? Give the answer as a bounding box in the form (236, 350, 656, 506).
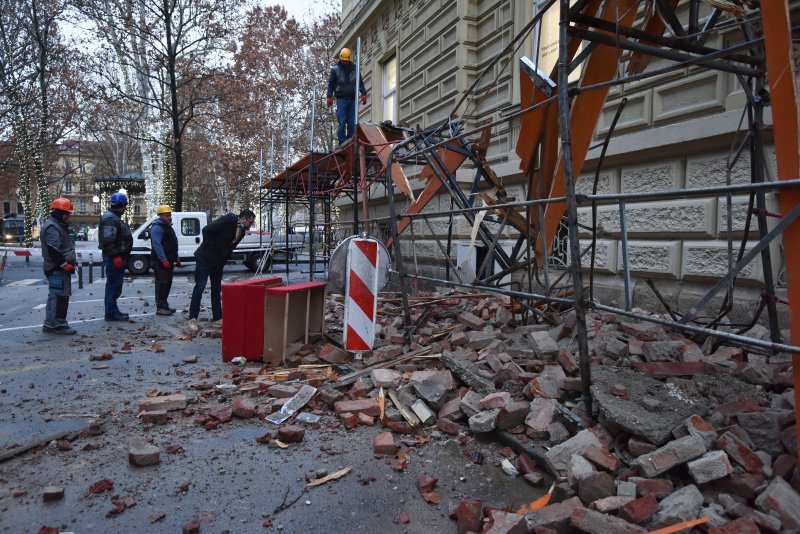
(0, 246, 33, 257)
(344, 238, 379, 352)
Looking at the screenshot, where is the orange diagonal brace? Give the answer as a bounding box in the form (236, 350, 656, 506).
(388, 139, 467, 246)
(358, 123, 415, 203)
(536, 0, 639, 258)
(761, 1, 800, 467)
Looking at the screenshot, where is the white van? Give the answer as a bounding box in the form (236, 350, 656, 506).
(126, 212, 304, 274)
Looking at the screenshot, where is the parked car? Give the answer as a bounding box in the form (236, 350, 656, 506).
(72, 223, 89, 241)
(0, 215, 25, 244)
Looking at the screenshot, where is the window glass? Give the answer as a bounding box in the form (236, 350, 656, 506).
(134, 203, 141, 214)
(3, 201, 9, 214)
(64, 181, 72, 193)
(382, 55, 397, 123)
(79, 200, 87, 214)
(181, 218, 200, 236)
(93, 203, 100, 214)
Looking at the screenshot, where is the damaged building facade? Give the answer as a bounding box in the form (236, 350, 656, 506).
(333, 0, 795, 325)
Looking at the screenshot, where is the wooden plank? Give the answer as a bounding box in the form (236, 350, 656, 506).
(335, 346, 433, 386)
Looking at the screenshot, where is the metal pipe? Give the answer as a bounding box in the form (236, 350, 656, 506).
(558, 0, 592, 418)
(619, 199, 632, 311)
(310, 85, 317, 282)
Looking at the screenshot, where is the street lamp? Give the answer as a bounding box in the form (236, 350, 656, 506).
(92, 195, 100, 203)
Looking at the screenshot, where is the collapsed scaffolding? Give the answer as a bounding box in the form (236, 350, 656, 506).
(266, 0, 800, 460)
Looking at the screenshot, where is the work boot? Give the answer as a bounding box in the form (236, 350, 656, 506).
(188, 318, 199, 332)
(53, 326, 77, 335)
(105, 313, 129, 321)
(42, 325, 56, 333)
(156, 308, 172, 316)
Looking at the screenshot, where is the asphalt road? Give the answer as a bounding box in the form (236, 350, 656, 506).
(0, 255, 543, 533)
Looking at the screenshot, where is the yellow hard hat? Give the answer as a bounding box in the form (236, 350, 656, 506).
(157, 204, 172, 215)
(340, 48, 351, 61)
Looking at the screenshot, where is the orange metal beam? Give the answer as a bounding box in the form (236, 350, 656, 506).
(388, 140, 467, 245)
(626, 0, 678, 74)
(358, 124, 415, 202)
(760, 1, 800, 467)
(536, 0, 640, 258)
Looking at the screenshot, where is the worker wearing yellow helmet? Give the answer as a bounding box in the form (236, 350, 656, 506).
(326, 47, 368, 145)
(150, 204, 181, 315)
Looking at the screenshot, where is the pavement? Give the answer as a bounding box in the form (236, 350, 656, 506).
(0, 255, 539, 533)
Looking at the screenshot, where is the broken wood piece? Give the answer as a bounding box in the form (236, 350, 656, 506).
(441, 351, 496, 397)
(335, 346, 432, 387)
(387, 389, 420, 427)
(306, 466, 352, 488)
(0, 429, 83, 463)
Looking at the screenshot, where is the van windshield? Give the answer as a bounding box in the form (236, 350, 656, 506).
(4, 219, 23, 229)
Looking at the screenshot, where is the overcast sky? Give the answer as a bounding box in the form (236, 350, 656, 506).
(272, 0, 337, 23)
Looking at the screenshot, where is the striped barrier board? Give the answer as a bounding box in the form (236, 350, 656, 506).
(344, 238, 379, 352)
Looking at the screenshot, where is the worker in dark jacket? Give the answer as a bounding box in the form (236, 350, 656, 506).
(188, 209, 256, 331)
(326, 47, 367, 145)
(150, 204, 181, 315)
(41, 197, 78, 335)
(98, 192, 133, 321)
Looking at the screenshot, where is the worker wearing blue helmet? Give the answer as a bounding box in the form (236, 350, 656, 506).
(98, 192, 133, 321)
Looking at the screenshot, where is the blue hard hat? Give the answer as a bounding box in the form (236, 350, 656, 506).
(110, 192, 129, 206)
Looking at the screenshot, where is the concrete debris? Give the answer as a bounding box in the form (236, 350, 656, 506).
(24, 287, 800, 532)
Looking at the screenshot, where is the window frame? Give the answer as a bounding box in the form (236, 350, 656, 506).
(381, 54, 398, 124)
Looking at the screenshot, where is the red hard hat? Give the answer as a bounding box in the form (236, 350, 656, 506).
(50, 197, 74, 213)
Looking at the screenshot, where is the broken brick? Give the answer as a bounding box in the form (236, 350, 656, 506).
(139, 410, 169, 425)
(525, 398, 557, 440)
(138, 394, 187, 413)
(755, 476, 800, 529)
(708, 517, 760, 534)
(526, 496, 585, 531)
(457, 311, 485, 330)
(717, 431, 764, 474)
(277, 425, 304, 443)
(619, 494, 660, 524)
(631, 435, 706, 477)
(631, 477, 673, 499)
(578, 471, 615, 505)
(583, 444, 620, 472)
(484, 510, 527, 534)
(42, 487, 64, 502)
(456, 500, 483, 534)
(687, 450, 733, 484)
(374, 432, 397, 457)
(128, 438, 160, 467)
(334, 398, 380, 417)
(357, 412, 375, 426)
(231, 395, 256, 419)
(437, 418, 460, 435)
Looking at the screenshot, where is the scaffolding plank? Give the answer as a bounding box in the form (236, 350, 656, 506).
(358, 123, 415, 203)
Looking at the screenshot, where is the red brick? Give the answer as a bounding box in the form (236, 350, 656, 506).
(140, 409, 169, 425)
(631, 478, 673, 499)
(334, 398, 380, 416)
(480, 392, 512, 410)
(457, 311, 485, 330)
(266, 383, 301, 398)
(755, 477, 800, 529)
(231, 395, 255, 419)
(182, 519, 200, 534)
(277, 425, 304, 443)
(209, 407, 232, 423)
(632, 361, 706, 377)
(357, 412, 375, 426)
(708, 517, 759, 534)
(583, 444, 620, 472)
(525, 398, 557, 439)
(717, 431, 764, 474)
(708, 472, 765, 500)
(339, 412, 358, 429)
(557, 348, 579, 375)
(437, 418, 460, 435)
(456, 500, 483, 534)
(578, 472, 615, 505)
(128, 439, 160, 467)
(774, 454, 797, 480)
(373, 432, 397, 457)
(714, 398, 763, 416)
(138, 393, 187, 413)
(619, 494, 659, 524)
(42, 487, 64, 502)
(527, 497, 584, 530)
(686, 415, 717, 447)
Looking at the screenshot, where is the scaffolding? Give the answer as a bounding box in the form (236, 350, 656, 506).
(270, 0, 800, 460)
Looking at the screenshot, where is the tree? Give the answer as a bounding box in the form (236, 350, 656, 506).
(0, 0, 74, 245)
(72, 0, 245, 213)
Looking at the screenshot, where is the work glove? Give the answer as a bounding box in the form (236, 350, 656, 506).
(361, 94, 367, 105)
(162, 260, 171, 269)
(326, 97, 333, 107)
(113, 256, 124, 269)
(175, 259, 182, 268)
(62, 263, 74, 274)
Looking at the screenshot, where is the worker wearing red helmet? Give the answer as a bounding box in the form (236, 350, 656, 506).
(41, 197, 78, 335)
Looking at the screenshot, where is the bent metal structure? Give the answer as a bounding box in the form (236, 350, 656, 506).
(266, 1, 800, 463)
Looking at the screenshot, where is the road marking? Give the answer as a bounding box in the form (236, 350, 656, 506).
(0, 356, 90, 377)
(0, 312, 156, 332)
(6, 278, 43, 286)
(33, 303, 46, 310)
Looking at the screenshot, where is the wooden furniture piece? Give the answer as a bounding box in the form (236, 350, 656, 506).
(221, 276, 282, 361)
(263, 281, 327, 365)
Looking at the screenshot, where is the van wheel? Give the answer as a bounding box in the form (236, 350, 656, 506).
(128, 255, 150, 275)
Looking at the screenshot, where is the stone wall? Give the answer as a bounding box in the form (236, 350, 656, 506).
(334, 0, 793, 323)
